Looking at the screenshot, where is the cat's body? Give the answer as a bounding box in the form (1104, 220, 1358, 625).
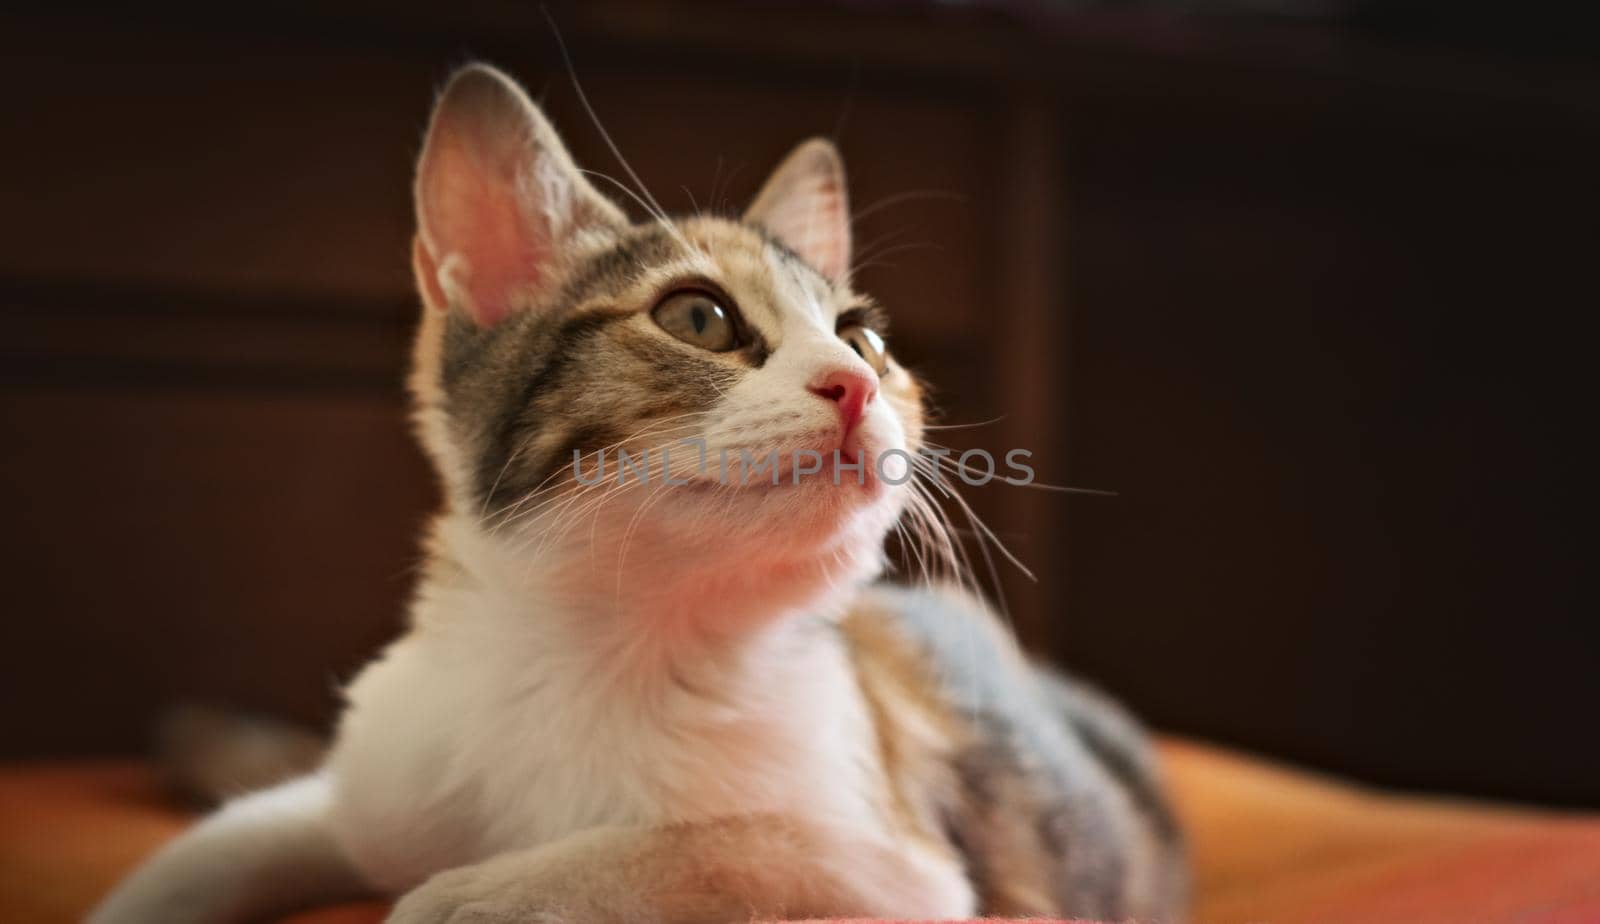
(92, 63, 1185, 923)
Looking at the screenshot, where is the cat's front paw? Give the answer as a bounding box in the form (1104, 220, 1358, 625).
(386, 866, 570, 924)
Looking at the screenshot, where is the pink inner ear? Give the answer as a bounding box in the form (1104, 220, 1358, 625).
(752, 160, 852, 282)
(798, 173, 850, 281)
(416, 123, 550, 328)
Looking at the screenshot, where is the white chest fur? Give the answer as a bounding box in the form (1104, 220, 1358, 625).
(323, 558, 886, 893)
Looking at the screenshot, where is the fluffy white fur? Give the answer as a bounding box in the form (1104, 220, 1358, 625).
(329, 510, 889, 891)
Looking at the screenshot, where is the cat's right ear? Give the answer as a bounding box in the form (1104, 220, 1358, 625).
(413, 64, 626, 327)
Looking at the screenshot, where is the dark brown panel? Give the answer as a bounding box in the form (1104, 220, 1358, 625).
(0, 21, 428, 301)
(1062, 72, 1597, 805)
(0, 389, 434, 754)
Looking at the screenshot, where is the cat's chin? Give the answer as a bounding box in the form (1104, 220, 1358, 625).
(709, 484, 902, 566)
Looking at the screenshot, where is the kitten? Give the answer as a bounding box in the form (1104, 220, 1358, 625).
(92, 64, 1186, 923)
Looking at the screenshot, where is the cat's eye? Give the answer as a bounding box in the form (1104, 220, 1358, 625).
(838, 324, 888, 375)
(652, 291, 739, 352)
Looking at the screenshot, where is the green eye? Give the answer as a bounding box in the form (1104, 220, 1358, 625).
(839, 324, 888, 375)
(652, 290, 739, 352)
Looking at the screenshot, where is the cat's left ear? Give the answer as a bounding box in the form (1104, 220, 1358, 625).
(413, 63, 627, 327)
(744, 139, 851, 282)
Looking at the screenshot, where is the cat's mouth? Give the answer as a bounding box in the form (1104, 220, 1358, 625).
(675, 438, 889, 498)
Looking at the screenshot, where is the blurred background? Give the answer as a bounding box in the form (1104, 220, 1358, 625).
(1, 1, 1595, 807)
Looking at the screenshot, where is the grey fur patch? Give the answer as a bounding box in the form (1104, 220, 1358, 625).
(1037, 667, 1185, 844)
(865, 584, 1186, 920)
(557, 227, 679, 307)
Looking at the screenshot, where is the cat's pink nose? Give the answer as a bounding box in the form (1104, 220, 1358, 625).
(808, 369, 878, 434)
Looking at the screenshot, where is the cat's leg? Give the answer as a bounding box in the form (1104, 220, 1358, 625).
(387, 814, 971, 924)
(89, 771, 371, 924)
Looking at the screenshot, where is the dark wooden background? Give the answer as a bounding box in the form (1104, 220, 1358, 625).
(2, 2, 1595, 806)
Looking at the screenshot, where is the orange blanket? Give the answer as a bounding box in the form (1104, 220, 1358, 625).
(5, 740, 1598, 924)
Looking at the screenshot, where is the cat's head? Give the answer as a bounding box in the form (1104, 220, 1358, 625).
(408, 64, 925, 616)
